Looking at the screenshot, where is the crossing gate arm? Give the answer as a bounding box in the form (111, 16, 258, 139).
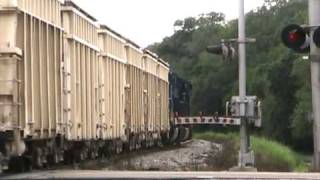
(174, 116, 241, 126)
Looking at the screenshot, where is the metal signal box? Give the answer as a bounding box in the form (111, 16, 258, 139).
(226, 96, 262, 127)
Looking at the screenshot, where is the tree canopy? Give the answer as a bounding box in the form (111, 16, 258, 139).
(148, 0, 312, 151)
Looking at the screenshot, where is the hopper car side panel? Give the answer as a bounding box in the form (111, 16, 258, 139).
(0, 7, 63, 139)
(61, 3, 99, 140)
(98, 26, 127, 141)
(0, 0, 177, 172)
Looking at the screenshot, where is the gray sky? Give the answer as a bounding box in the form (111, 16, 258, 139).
(75, 0, 265, 47)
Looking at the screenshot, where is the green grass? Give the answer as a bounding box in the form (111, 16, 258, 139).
(194, 131, 309, 172)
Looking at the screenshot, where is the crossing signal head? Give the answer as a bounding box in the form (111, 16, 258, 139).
(207, 44, 236, 61)
(281, 24, 310, 53)
(207, 45, 224, 55)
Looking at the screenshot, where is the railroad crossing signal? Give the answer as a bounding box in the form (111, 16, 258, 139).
(281, 24, 320, 53)
(281, 24, 310, 53)
(281, 1, 320, 170)
(226, 96, 262, 128)
(205, 0, 261, 170)
(207, 43, 236, 61)
(205, 35, 261, 169)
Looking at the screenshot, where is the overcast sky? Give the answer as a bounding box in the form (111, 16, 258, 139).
(75, 0, 265, 47)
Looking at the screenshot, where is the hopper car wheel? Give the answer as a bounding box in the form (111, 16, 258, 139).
(108, 141, 114, 157)
(90, 151, 95, 159)
(59, 150, 64, 163)
(41, 149, 49, 169)
(93, 145, 99, 159)
(24, 156, 33, 172)
(47, 154, 56, 166)
(63, 149, 73, 165)
(0, 152, 7, 173)
(148, 136, 152, 148)
(177, 127, 186, 144)
(129, 137, 136, 151)
(111, 141, 117, 154)
(135, 135, 141, 150)
(33, 148, 43, 168)
(47, 149, 59, 166)
(123, 141, 130, 152)
(134, 135, 139, 150)
(103, 141, 111, 157)
(81, 148, 88, 161)
(89, 146, 98, 160)
(150, 136, 154, 147)
(141, 138, 147, 148)
(8, 156, 29, 172)
(144, 135, 148, 148)
(98, 147, 105, 158)
(115, 140, 122, 154)
(119, 141, 123, 154)
(187, 127, 193, 140)
(182, 128, 190, 142)
(156, 139, 163, 148)
(129, 139, 133, 152)
(161, 132, 170, 145)
(150, 134, 154, 147)
(169, 127, 179, 144)
(145, 134, 150, 148)
(133, 136, 137, 150)
(73, 149, 82, 164)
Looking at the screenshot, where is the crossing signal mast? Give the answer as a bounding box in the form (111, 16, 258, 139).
(206, 0, 261, 171)
(281, 0, 320, 171)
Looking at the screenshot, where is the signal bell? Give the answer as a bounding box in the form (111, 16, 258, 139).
(281, 24, 310, 53)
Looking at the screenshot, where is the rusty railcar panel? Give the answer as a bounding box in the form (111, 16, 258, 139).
(0, 0, 63, 138)
(62, 2, 99, 140)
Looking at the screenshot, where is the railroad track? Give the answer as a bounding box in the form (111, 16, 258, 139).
(2, 170, 320, 180)
(1, 140, 190, 174)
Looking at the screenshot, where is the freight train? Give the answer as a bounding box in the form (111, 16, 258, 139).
(0, 0, 192, 172)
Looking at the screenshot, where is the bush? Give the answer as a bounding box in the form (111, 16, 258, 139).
(194, 132, 309, 172)
(251, 136, 307, 172)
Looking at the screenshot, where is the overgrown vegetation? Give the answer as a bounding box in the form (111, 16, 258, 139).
(148, 0, 313, 152)
(194, 132, 309, 172)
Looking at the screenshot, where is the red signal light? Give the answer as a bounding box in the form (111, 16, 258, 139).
(281, 24, 309, 53)
(288, 32, 299, 43)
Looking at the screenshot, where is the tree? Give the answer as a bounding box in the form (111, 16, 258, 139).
(182, 17, 197, 32)
(148, 0, 311, 151)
